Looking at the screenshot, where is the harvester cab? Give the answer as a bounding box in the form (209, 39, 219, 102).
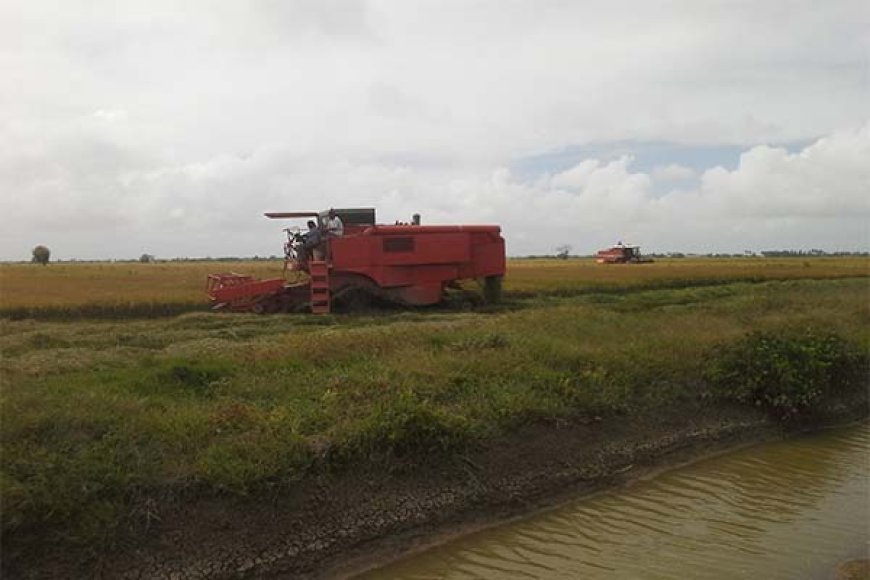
(206, 207, 506, 314)
(269, 208, 377, 274)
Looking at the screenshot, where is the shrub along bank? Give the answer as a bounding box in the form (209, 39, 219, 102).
(706, 328, 866, 418)
(0, 277, 868, 574)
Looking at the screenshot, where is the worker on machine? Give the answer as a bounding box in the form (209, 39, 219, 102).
(323, 209, 344, 262)
(301, 220, 324, 264)
(285, 220, 323, 273)
(325, 208, 344, 237)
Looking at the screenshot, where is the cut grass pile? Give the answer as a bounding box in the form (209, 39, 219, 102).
(1, 276, 868, 555)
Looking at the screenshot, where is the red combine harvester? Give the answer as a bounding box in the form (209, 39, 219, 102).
(207, 208, 506, 314)
(595, 242, 654, 264)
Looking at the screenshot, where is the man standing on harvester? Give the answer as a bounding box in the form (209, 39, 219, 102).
(325, 208, 344, 238)
(302, 220, 324, 263)
(322, 208, 344, 261)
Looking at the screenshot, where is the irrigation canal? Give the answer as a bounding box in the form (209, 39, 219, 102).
(359, 421, 869, 579)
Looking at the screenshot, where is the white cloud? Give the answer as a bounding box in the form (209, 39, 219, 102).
(1, 124, 868, 259)
(697, 125, 870, 220)
(0, 1, 867, 259)
(409, 125, 870, 255)
(652, 164, 695, 182)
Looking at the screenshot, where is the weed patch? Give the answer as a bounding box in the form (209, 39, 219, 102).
(145, 359, 235, 398)
(705, 328, 866, 418)
(341, 390, 473, 460)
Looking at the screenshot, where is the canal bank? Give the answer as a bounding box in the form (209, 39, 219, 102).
(361, 420, 870, 579)
(16, 391, 865, 580)
(327, 397, 870, 580)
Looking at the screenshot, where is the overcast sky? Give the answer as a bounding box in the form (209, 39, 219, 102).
(1, 0, 868, 260)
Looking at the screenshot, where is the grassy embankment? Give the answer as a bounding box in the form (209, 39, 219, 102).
(0, 258, 868, 562)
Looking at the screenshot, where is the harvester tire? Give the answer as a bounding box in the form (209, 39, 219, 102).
(253, 295, 282, 314)
(483, 275, 502, 304)
(338, 286, 373, 311)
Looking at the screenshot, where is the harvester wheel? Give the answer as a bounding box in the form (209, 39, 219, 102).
(343, 287, 372, 311)
(483, 275, 502, 304)
(252, 296, 282, 314)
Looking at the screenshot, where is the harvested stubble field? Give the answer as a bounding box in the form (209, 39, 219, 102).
(0, 257, 868, 574)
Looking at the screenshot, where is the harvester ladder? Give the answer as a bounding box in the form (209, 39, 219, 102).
(308, 261, 331, 314)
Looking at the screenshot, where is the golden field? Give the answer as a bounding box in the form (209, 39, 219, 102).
(503, 256, 869, 293)
(0, 261, 282, 311)
(0, 257, 867, 314)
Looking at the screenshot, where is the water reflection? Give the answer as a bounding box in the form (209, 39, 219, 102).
(361, 423, 869, 580)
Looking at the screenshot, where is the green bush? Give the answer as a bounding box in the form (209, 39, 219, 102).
(706, 329, 865, 418)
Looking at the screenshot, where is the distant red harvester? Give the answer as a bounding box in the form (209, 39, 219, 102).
(595, 242, 654, 264)
(207, 208, 506, 314)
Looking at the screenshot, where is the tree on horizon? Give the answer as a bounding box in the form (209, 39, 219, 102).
(31, 245, 50, 266)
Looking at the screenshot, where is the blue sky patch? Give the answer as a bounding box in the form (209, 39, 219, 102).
(510, 139, 815, 180)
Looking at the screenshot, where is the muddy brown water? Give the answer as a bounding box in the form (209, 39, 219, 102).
(359, 422, 869, 579)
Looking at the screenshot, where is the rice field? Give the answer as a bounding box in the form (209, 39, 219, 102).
(505, 256, 868, 293)
(0, 261, 282, 312)
(0, 257, 866, 316)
